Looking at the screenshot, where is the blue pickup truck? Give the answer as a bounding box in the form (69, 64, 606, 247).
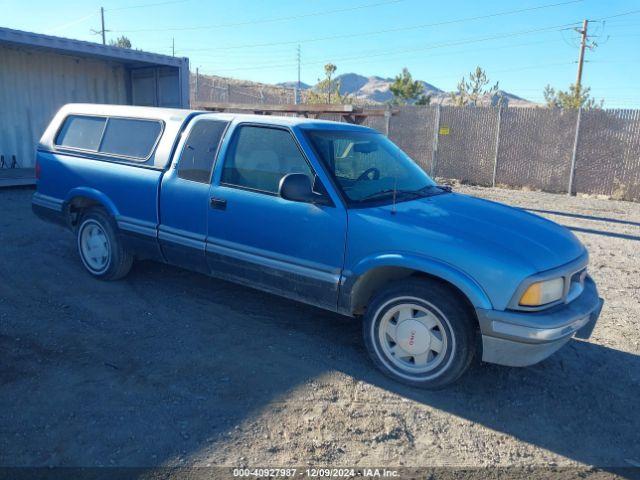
(32, 103, 603, 388)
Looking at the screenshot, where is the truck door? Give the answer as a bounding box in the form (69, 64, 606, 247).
(159, 118, 229, 273)
(206, 123, 347, 311)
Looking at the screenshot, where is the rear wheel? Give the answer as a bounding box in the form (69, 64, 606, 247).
(363, 278, 476, 389)
(76, 208, 133, 280)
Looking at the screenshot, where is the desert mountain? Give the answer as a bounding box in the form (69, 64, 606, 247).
(193, 72, 535, 106)
(278, 72, 534, 106)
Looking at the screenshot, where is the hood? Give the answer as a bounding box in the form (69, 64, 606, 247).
(380, 192, 585, 273)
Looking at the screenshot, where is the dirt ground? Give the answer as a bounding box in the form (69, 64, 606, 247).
(0, 185, 639, 474)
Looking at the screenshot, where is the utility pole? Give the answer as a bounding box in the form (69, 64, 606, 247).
(172, 37, 175, 57)
(567, 19, 590, 196)
(100, 7, 106, 45)
(575, 19, 588, 89)
(195, 67, 199, 102)
(92, 7, 108, 44)
(295, 44, 301, 105)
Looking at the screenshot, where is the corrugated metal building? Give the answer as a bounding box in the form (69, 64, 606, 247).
(0, 27, 190, 168)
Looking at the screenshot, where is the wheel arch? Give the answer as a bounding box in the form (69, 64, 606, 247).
(342, 254, 493, 316)
(63, 188, 119, 227)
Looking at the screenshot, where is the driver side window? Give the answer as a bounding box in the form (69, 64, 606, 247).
(221, 125, 313, 194)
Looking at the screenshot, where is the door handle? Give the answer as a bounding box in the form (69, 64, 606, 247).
(210, 197, 227, 210)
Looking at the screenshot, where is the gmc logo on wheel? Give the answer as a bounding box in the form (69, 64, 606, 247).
(408, 330, 416, 346)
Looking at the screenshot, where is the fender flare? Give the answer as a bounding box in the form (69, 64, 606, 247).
(341, 252, 493, 313)
(64, 187, 120, 218)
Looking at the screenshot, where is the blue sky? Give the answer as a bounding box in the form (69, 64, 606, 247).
(2, 0, 639, 106)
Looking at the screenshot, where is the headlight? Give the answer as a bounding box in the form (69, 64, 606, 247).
(519, 277, 564, 306)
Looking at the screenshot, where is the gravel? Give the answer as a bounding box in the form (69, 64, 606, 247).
(0, 185, 638, 471)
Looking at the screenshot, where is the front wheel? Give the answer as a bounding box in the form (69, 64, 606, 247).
(76, 208, 133, 280)
(363, 278, 477, 389)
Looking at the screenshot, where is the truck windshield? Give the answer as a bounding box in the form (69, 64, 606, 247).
(304, 129, 442, 205)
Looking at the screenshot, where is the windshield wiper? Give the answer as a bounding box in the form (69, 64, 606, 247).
(360, 188, 427, 202)
(359, 185, 452, 203)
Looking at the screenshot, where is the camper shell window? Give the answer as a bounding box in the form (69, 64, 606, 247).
(55, 115, 163, 162)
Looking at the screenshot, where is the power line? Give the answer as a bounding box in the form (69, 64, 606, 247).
(197, 61, 577, 87)
(195, 38, 561, 70)
(195, 21, 580, 72)
(47, 12, 96, 33)
(105, 0, 191, 12)
(166, 0, 583, 52)
(592, 9, 640, 21)
(168, 47, 305, 59)
(595, 19, 640, 26)
(111, 0, 405, 33)
(398, 61, 577, 83)
(607, 33, 640, 38)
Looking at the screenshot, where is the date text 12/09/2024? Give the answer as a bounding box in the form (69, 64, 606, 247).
(232, 468, 400, 477)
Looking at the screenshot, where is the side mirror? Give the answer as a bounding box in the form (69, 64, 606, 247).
(279, 173, 331, 206)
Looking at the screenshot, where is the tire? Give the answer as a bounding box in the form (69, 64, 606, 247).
(363, 278, 477, 389)
(76, 207, 133, 280)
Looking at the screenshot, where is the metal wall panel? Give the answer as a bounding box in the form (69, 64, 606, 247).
(158, 67, 180, 107)
(131, 68, 157, 106)
(0, 45, 127, 167)
(131, 66, 183, 108)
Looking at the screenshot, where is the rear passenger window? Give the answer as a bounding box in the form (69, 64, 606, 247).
(99, 118, 162, 159)
(55, 116, 106, 151)
(177, 120, 228, 183)
(221, 126, 313, 194)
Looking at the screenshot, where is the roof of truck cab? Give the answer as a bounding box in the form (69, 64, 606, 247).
(57, 104, 375, 132)
(197, 112, 376, 131)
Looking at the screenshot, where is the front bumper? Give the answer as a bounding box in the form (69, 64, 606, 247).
(476, 277, 603, 367)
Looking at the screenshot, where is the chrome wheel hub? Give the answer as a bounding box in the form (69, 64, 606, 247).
(378, 302, 448, 374)
(80, 222, 110, 272)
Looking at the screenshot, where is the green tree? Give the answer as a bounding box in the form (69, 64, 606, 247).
(389, 67, 430, 105)
(109, 36, 132, 48)
(450, 66, 500, 107)
(543, 83, 603, 109)
(308, 63, 351, 104)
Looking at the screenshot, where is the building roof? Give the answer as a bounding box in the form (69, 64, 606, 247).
(0, 26, 186, 68)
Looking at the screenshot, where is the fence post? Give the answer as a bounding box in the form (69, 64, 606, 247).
(384, 107, 391, 137)
(430, 104, 441, 177)
(491, 107, 503, 188)
(195, 67, 199, 102)
(567, 107, 582, 196)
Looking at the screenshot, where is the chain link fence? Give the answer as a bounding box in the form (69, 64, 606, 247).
(189, 74, 640, 202)
(192, 74, 295, 105)
(384, 106, 640, 202)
